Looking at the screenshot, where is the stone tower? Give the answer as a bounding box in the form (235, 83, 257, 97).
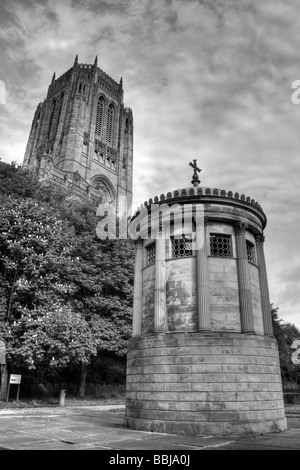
(125, 165, 287, 436)
(23, 55, 133, 221)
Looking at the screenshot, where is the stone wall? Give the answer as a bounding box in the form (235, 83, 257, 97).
(208, 257, 241, 332)
(125, 333, 287, 436)
(142, 264, 155, 334)
(249, 263, 264, 335)
(166, 258, 197, 332)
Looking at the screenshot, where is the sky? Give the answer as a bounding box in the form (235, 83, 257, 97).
(0, 0, 300, 329)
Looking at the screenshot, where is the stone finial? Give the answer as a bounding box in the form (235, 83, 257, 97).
(74, 54, 79, 66)
(51, 72, 56, 85)
(119, 76, 123, 89)
(189, 159, 202, 187)
(94, 55, 98, 67)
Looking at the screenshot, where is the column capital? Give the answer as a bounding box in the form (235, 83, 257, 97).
(234, 221, 247, 234)
(134, 237, 143, 247)
(255, 234, 265, 245)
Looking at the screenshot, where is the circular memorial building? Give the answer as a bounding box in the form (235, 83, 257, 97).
(125, 167, 287, 436)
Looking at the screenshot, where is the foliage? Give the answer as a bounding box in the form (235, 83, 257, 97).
(0, 162, 134, 390)
(0, 161, 39, 199)
(272, 306, 300, 388)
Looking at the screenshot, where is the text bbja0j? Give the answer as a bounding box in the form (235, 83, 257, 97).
(109, 454, 190, 467)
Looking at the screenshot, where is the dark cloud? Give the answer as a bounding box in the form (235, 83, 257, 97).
(1, 0, 299, 327)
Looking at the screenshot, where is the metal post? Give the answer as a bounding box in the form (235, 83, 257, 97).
(58, 389, 66, 406)
(6, 382, 10, 403)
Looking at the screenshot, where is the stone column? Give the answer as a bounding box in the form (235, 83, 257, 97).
(196, 216, 210, 330)
(154, 227, 166, 333)
(235, 222, 254, 333)
(255, 234, 273, 336)
(132, 238, 143, 337)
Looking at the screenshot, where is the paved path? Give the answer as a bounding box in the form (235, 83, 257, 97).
(0, 405, 299, 451)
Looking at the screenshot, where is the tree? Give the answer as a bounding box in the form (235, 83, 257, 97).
(0, 194, 78, 393)
(272, 305, 300, 389)
(0, 161, 39, 199)
(0, 163, 134, 398)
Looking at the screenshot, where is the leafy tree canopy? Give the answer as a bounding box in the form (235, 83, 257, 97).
(272, 306, 300, 388)
(0, 162, 134, 394)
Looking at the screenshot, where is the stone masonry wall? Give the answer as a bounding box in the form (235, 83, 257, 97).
(208, 257, 241, 332)
(142, 264, 155, 334)
(125, 333, 287, 436)
(249, 263, 264, 335)
(166, 258, 197, 332)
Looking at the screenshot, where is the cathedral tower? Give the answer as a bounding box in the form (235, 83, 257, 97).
(23, 55, 133, 221)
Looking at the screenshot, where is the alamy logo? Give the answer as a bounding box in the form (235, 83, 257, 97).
(291, 80, 300, 104)
(96, 201, 205, 250)
(0, 80, 6, 104)
(291, 339, 300, 365)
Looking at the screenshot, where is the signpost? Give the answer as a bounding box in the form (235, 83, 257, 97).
(6, 374, 21, 402)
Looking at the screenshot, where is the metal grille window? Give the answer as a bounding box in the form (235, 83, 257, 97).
(106, 104, 114, 144)
(95, 97, 104, 136)
(246, 241, 255, 263)
(171, 237, 193, 258)
(147, 243, 156, 264)
(210, 234, 231, 257)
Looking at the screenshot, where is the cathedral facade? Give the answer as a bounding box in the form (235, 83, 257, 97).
(23, 55, 133, 222)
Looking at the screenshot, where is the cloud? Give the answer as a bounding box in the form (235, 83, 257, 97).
(1, 0, 300, 328)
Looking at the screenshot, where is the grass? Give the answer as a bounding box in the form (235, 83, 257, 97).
(0, 384, 126, 409)
(0, 396, 125, 410)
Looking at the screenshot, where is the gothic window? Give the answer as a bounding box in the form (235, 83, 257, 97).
(95, 97, 104, 137)
(48, 100, 56, 138)
(246, 241, 255, 263)
(106, 103, 114, 144)
(147, 243, 156, 264)
(171, 236, 193, 258)
(210, 234, 231, 257)
(53, 94, 64, 138)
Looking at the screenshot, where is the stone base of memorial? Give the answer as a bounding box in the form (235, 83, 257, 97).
(125, 332, 287, 436)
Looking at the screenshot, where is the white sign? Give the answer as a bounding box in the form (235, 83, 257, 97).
(9, 374, 21, 384)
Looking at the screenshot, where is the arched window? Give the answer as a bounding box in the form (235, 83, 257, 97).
(95, 97, 104, 137)
(48, 100, 56, 139)
(54, 93, 64, 138)
(106, 103, 114, 144)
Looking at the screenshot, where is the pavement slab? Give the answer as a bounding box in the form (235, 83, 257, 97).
(0, 405, 299, 452)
